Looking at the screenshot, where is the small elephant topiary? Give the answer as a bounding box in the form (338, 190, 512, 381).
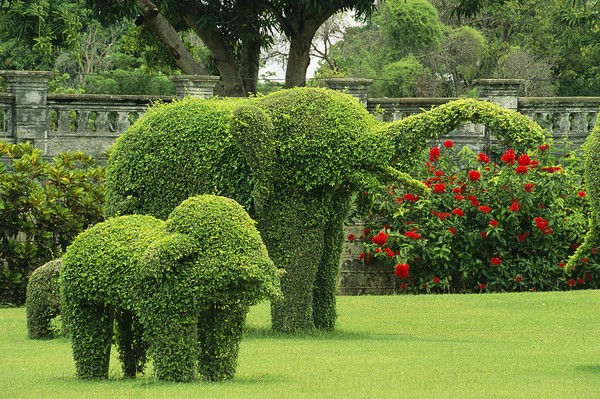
(26, 258, 62, 339)
(61, 195, 282, 382)
(106, 88, 548, 333)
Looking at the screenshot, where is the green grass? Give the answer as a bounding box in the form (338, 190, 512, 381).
(2, 291, 600, 398)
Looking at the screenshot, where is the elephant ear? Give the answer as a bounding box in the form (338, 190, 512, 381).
(230, 105, 276, 214)
(139, 233, 195, 278)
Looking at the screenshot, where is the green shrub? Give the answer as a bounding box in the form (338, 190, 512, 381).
(0, 142, 104, 305)
(361, 139, 594, 293)
(61, 195, 281, 382)
(26, 258, 62, 339)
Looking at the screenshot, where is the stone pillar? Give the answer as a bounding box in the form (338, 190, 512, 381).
(170, 75, 219, 99)
(325, 78, 374, 107)
(476, 79, 523, 111)
(1, 70, 52, 145)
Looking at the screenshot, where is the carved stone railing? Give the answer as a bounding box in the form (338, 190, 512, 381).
(518, 97, 600, 147)
(0, 93, 14, 141)
(46, 94, 173, 156)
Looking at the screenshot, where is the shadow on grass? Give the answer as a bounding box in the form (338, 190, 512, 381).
(243, 325, 486, 344)
(575, 364, 600, 374)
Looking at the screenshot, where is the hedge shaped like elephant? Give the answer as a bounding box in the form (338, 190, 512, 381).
(61, 195, 281, 382)
(105, 88, 548, 333)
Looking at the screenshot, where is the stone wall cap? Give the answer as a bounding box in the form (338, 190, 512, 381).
(170, 75, 220, 82)
(475, 79, 524, 85)
(0, 70, 53, 78)
(48, 93, 174, 103)
(325, 78, 374, 85)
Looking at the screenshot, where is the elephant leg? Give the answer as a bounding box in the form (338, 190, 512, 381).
(115, 309, 147, 378)
(313, 219, 344, 331)
(69, 302, 114, 379)
(197, 302, 249, 381)
(145, 313, 198, 382)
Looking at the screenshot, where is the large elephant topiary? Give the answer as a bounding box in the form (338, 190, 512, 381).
(106, 88, 548, 333)
(61, 195, 281, 382)
(568, 120, 600, 270)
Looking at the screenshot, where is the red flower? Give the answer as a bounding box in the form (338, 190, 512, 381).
(491, 257, 502, 266)
(434, 170, 444, 177)
(452, 186, 465, 194)
(448, 227, 457, 235)
(538, 144, 549, 151)
(385, 247, 395, 258)
(399, 282, 408, 291)
(530, 160, 539, 168)
(592, 247, 599, 254)
(364, 228, 371, 235)
(451, 208, 464, 216)
(577, 278, 585, 285)
(509, 202, 521, 212)
(571, 242, 580, 251)
(578, 191, 586, 197)
(534, 217, 553, 234)
(477, 153, 490, 163)
(478, 283, 487, 291)
(516, 276, 522, 283)
(371, 231, 389, 246)
(523, 183, 534, 193)
(586, 274, 593, 282)
(394, 263, 410, 279)
(403, 193, 419, 202)
(542, 166, 562, 173)
(433, 183, 446, 193)
(348, 234, 356, 242)
(558, 262, 566, 268)
(429, 146, 441, 162)
(432, 277, 441, 284)
(568, 278, 576, 287)
(454, 194, 463, 201)
(582, 257, 588, 263)
(375, 248, 381, 253)
(501, 149, 516, 165)
(468, 170, 481, 181)
(443, 140, 454, 148)
(515, 165, 529, 174)
(478, 205, 491, 213)
(480, 231, 488, 239)
(517, 234, 526, 243)
(490, 220, 499, 227)
(404, 231, 422, 239)
(517, 154, 531, 166)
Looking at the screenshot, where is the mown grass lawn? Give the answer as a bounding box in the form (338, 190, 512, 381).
(2, 291, 600, 398)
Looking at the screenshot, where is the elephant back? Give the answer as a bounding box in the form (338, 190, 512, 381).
(105, 97, 252, 220)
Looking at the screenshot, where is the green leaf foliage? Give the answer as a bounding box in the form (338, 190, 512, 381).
(61, 194, 281, 382)
(0, 141, 104, 305)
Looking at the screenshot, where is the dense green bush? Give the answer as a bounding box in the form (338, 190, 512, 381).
(0, 142, 104, 305)
(26, 258, 62, 339)
(106, 89, 545, 333)
(569, 118, 600, 271)
(61, 195, 281, 382)
(361, 140, 596, 293)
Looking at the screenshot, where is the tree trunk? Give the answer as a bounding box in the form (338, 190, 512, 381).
(284, 12, 335, 89)
(241, 39, 262, 94)
(136, 0, 208, 75)
(185, 15, 247, 97)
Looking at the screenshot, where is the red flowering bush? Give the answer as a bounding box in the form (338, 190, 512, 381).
(360, 140, 597, 294)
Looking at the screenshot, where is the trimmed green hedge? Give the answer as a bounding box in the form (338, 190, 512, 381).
(106, 88, 548, 333)
(568, 120, 600, 269)
(61, 195, 281, 382)
(25, 258, 62, 339)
